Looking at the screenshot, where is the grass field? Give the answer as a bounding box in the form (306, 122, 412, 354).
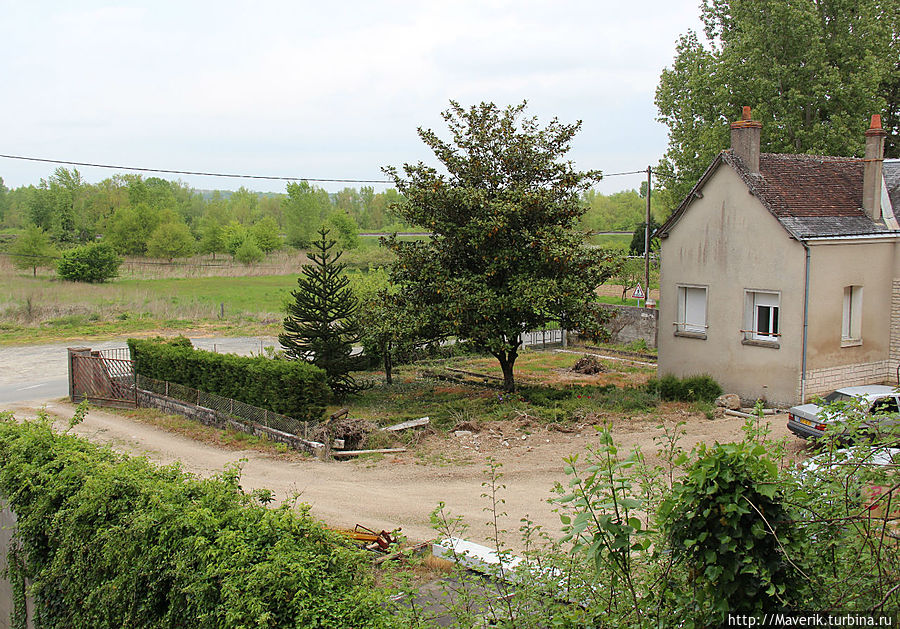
(0, 231, 647, 345)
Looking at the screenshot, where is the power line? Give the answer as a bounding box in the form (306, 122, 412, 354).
(0, 153, 394, 184)
(0, 152, 650, 184)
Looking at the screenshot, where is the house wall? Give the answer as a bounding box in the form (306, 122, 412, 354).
(658, 164, 806, 406)
(802, 240, 898, 397)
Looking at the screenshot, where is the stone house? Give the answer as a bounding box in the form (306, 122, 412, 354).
(657, 108, 900, 406)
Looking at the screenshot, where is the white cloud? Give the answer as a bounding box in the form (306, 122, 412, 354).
(0, 0, 702, 193)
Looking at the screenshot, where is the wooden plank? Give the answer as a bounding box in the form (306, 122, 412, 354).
(381, 417, 430, 432)
(331, 448, 408, 458)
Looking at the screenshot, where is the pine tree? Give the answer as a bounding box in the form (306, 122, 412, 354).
(279, 227, 366, 396)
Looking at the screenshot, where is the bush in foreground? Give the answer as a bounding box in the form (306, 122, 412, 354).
(0, 413, 389, 629)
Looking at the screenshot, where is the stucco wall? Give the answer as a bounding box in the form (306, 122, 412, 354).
(804, 240, 895, 372)
(658, 164, 807, 406)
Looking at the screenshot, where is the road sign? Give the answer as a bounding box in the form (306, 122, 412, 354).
(631, 284, 645, 299)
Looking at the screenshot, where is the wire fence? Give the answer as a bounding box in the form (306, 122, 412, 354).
(135, 374, 316, 439)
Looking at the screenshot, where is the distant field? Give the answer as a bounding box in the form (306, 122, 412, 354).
(588, 233, 631, 249)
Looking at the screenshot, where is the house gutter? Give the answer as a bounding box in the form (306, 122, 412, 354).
(800, 239, 811, 403)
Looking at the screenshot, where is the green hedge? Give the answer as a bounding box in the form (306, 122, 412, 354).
(0, 415, 390, 629)
(127, 337, 329, 423)
(647, 373, 723, 402)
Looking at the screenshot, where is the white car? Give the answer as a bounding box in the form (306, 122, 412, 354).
(787, 385, 900, 442)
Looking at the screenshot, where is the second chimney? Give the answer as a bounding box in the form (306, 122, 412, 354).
(863, 114, 886, 222)
(731, 106, 762, 174)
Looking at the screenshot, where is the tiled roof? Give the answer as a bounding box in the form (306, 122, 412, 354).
(659, 151, 900, 240)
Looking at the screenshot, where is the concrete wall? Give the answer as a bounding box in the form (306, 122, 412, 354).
(597, 304, 658, 348)
(136, 389, 325, 457)
(658, 164, 807, 406)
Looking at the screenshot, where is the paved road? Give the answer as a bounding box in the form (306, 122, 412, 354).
(0, 336, 278, 406)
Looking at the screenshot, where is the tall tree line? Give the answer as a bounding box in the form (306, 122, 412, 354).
(1, 169, 657, 257)
(0, 169, 415, 257)
(655, 0, 900, 205)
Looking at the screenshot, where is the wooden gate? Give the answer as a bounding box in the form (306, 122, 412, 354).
(68, 347, 136, 408)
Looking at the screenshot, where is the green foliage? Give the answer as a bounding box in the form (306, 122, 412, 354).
(222, 220, 249, 256)
(648, 374, 722, 402)
(10, 225, 56, 276)
(280, 228, 368, 396)
(249, 216, 283, 253)
(56, 242, 121, 283)
(580, 188, 667, 232)
(655, 0, 899, 202)
(282, 181, 327, 248)
(628, 218, 660, 256)
(234, 237, 264, 264)
(146, 220, 196, 260)
(104, 203, 160, 255)
(0, 416, 389, 628)
(326, 212, 360, 250)
(127, 336, 329, 422)
(385, 101, 621, 392)
(660, 440, 802, 617)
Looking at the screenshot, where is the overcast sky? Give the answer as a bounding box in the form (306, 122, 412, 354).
(0, 1, 704, 196)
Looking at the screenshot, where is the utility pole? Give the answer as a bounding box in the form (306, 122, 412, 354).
(644, 166, 651, 307)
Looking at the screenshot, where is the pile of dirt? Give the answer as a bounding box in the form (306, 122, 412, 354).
(571, 355, 607, 375)
(311, 418, 378, 449)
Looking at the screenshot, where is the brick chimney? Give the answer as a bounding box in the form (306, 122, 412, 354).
(731, 106, 762, 174)
(863, 114, 886, 222)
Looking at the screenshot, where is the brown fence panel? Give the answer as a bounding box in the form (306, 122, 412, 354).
(70, 350, 136, 408)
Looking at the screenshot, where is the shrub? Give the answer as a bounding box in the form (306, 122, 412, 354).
(127, 337, 329, 422)
(0, 416, 390, 629)
(648, 373, 722, 402)
(234, 237, 264, 264)
(660, 440, 804, 617)
(56, 242, 121, 282)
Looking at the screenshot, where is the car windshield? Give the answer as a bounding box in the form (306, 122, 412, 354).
(823, 391, 851, 403)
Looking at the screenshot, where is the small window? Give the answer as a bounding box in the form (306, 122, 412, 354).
(744, 290, 780, 343)
(842, 285, 863, 345)
(675, 285, 707, 337)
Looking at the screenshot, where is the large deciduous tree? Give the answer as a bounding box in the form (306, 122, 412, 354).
(11, 225, 56, 276)
(280, 227, 367, 396)
(384, 101, 620, 392)
(655, 0, 899, 204)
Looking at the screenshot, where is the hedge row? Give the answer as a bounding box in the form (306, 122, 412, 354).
(127, 337, 329, 423)
(0, 415, 390, 628)
(647, 373, 723, 402)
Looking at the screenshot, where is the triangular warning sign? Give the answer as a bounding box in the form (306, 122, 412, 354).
(631, 284, 645, 299)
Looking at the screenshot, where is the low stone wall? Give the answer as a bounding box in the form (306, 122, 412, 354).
(136, 389, 325, 458)
(597, 304, 659, 349)
(0, 500, 33, 629)
(803, 359, 897, 399)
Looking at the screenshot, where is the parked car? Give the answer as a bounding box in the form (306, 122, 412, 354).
(795, 446, 900, 526)
(787, 385, 900, 442)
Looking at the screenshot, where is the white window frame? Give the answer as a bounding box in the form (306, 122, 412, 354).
(743, 290, 780, 344)
(675, 284, 708, 338)
(841, 285, 863, 346)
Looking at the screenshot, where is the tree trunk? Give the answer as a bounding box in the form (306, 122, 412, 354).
(497, 350, 518, 392)
(383, 341, 393, 385)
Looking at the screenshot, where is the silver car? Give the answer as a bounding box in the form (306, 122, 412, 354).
(787, 385, 900, 441)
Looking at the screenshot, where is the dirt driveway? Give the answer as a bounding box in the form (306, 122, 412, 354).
(5, 399, 801, 550)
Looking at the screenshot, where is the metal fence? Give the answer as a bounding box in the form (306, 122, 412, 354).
(135, 374, 315, 439)
(520, 328, 565, 349)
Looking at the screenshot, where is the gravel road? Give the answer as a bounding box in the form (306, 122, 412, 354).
(0, 336, 277, 405)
